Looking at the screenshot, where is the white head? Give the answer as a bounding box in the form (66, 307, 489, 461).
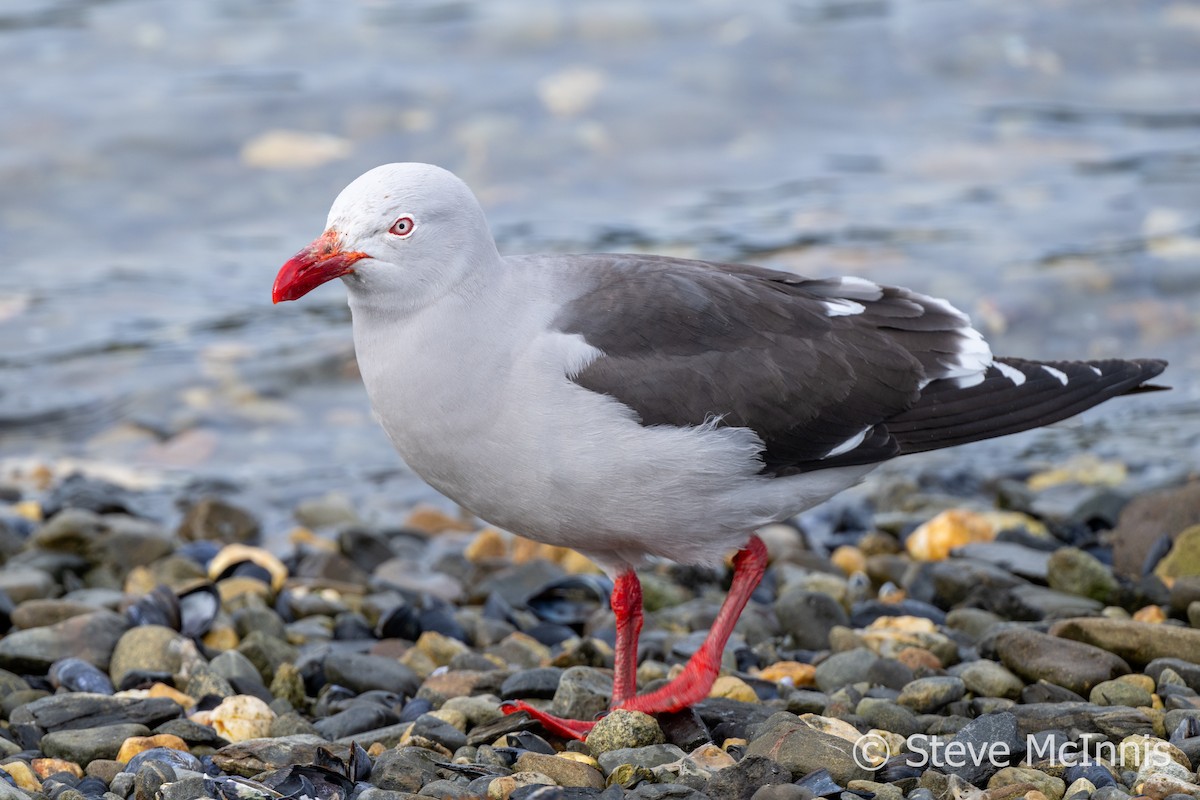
(272, 163, 499, 312)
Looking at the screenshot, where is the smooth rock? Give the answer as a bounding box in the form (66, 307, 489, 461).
(109, 625, 185, 689)
(897, 676, 966, 713)
(323, 651, 422, 697)
(177, 498, 260, 544)
(514, 752, 604, 788)
(552, 666, 612, 721)
(953, 660, 1025, 700)
(775, 589, 849, 650)
(1048, 548, 1119, 602)
(707, 755, 793, 799)
(993, 629, 1130, 695)
(1050, 617, 1200, 667)
(0, 610, 129, 672)
(945, 711, 1023, 785)
(42, 723, 151, 764)
(744, 712, 869, 784)
(586, 710, 665, 755)
(814, 648, 879, 693)
(988, 767, 1066, 800)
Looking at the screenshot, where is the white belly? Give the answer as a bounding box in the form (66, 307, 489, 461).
(351, 290, 871, 570)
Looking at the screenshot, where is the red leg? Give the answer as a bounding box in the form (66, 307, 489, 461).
(502, 536, 768, 739)
(499, 569, 643, 740)
(619, 535, 768, 715)
(610, 570, 643, 705)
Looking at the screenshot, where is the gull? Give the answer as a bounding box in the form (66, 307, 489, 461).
(272, 162, 1166, 739)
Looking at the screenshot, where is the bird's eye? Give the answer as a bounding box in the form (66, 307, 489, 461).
(389, 216, 415, 237)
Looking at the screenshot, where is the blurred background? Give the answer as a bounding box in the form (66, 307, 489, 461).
(2, 0, 1197, 528)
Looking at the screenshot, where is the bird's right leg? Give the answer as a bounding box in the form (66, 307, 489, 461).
(609, 569, 644, 705)
(499, 568, 644, 740)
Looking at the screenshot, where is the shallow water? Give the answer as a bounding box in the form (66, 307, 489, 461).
(2, 0, 1197, 526)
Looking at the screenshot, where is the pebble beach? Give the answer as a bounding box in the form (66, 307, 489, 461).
(2, 451, 1200, 799)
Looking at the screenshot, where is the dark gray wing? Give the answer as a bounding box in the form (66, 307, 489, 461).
(553, 254, 1167, 476)
(553, 255, 987, 474)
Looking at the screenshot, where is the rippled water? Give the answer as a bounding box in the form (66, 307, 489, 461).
(2, 0, 1197, 524)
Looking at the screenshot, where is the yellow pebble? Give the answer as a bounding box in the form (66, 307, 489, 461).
(465, 527, 508, 561)
(1133, 605, 1166, 623)
(906, 509, 996, 561)
(147, 683, 197, 708)
(830, 545, 866, 576)
(0, 762, 40, 791)
(117, 734, 189, 763)
(13, 500, 42, 522)
(406, 504, 474, 534)
(757, 661, 816, 687)
(708, 675, 758, 702)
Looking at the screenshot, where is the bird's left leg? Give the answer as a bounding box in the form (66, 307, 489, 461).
(618, 534, 768, 715)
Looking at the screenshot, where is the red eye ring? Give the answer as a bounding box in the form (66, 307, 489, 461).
(389, 216, 415, 237)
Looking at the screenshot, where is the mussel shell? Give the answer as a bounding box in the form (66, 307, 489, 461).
(204, 775, 284, 800)
(126, 584, 180, 630)
(794, 768, 846, 797)
(178, 583, 220, 639)
(48, 657, 114, 694)
(507, 730, 556, 755)
(524, 574, 612, 628)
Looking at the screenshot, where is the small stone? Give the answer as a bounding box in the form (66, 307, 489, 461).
(831, 546, 867, 576)
(177, 498, 260, 544)
(955, 660, 1025, 700)
(988, 767, 1066, 800)
(268, 661, 306, 710)
(552, 666, 612, 721)
(897, 676, 966, 713)
(1091, 679, 1154, 707)
(775, 588, 850, 650)
(706, 754, 792, 799)
(814, 647, 879, 692)
(207, 694, 276, 742)
(596, 744, 688, 775)
(323, 651, 421, 697)
(994, 629, 1130, 694)
(116, 733, 189, 763)
(109, 625, 185, 689)
(758, 661, 817, 688)
(0, 761, 40, 791)
(42, 723, 152, 765)
(185, 665, 235, 700)
(1157, 526, 1200, 581)
(487, 771, 555, 799)
(0, 609, 129, 672)
(415, 630, 470, 666)
(514, 752, 604, 788)
(465, 528, 508, 561)
(405, 505, 473, 535)
(945, 712, 1022, 785)
(236, 630, 298, 682)
(586, 709, 666, 755)
(1047, 548, 1119, 602)
(31, 758, 83, 779)
(745, 712, 869, 784)
(11, 599, 99, 629)
(709, 675, 758, 702)
(906, 509, 998, 561)
(1049, 617, 1200, 667)
(1134, 605, 1168, 623)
